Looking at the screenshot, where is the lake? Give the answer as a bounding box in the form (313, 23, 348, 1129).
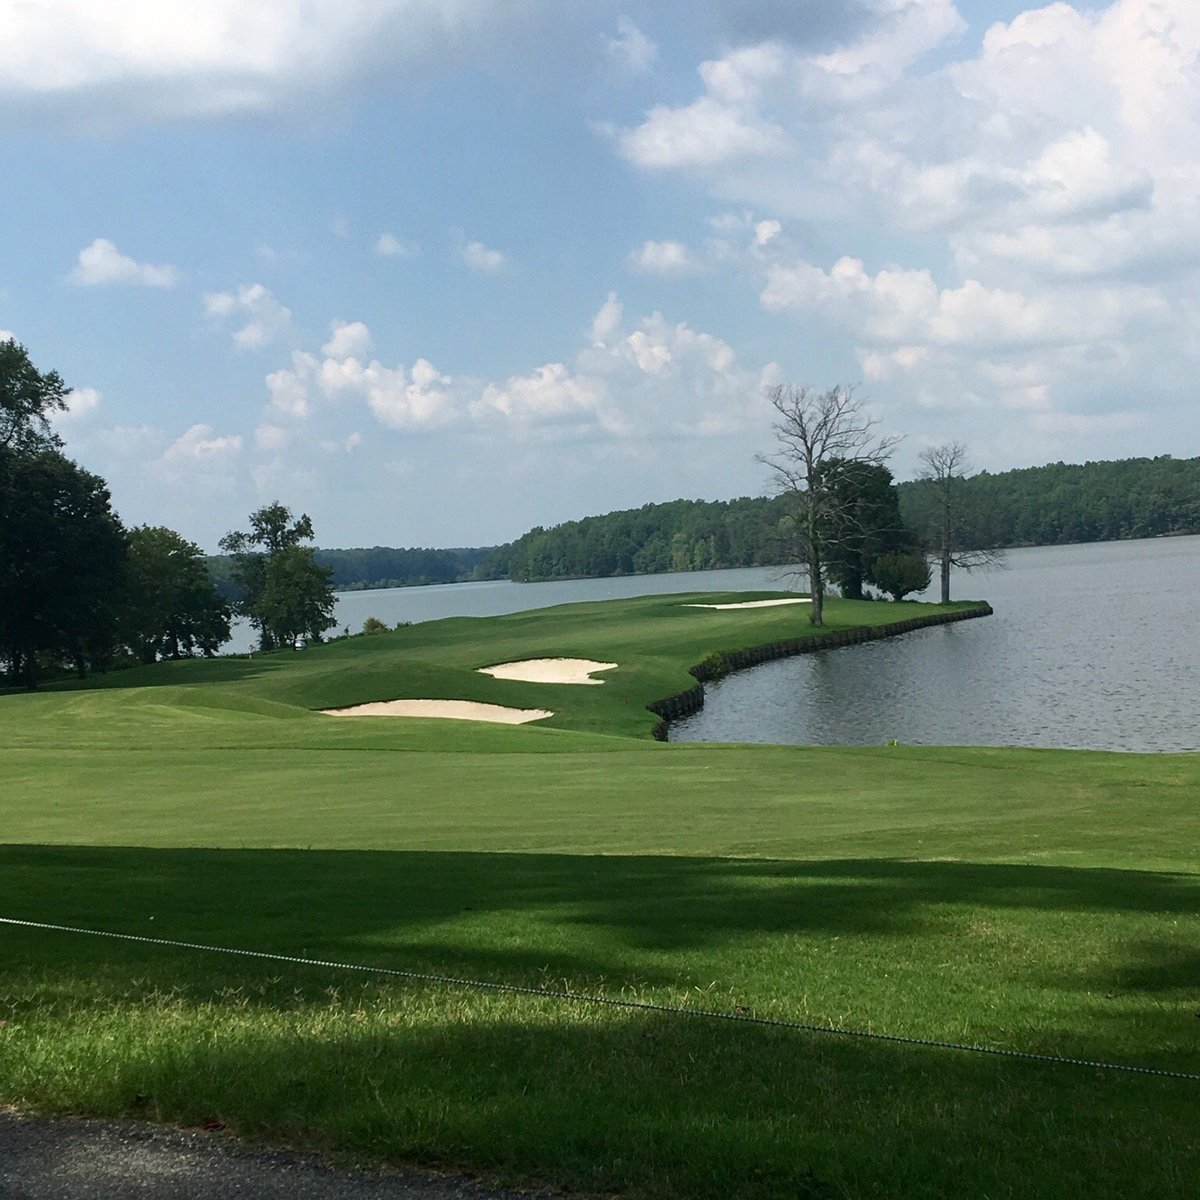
(670, 535, 1200, 752)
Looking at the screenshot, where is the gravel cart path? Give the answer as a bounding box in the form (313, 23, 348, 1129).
(0, 1110, 560, 1200)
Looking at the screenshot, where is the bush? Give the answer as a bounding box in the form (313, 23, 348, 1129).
(870, 553, 932, 601)
(361, 616, 389, 635)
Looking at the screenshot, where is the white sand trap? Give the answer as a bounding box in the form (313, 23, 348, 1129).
(478, 657, 619, 685)
(322, 699, 553, 724)
(683, 598, 812, 610)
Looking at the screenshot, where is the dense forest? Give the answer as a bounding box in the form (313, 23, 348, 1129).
(206, 545, 492, 597)
(474, 455, 1200, 583)
(475, 497, 797, 582)
(897, 455, 1200, 548)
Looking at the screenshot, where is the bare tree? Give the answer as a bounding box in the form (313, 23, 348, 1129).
(918, 442, 1005, 603)
(758, 384, 899, 625)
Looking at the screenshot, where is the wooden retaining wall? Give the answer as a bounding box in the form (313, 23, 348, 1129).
(646, 603, 994, 740)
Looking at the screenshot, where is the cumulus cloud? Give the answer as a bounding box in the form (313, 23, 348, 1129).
(0, 1, 540, 129)
(204, 283, 292, 349)
(618, 94, 788, 171)
(55, 385, 102, 420)
(626, 239, 701, 276)
(70, 239, 179, 287)
(261, 323, 459, 432)
(606, 0, 1200, 460)
(156, 423, 243, 484)
(475, 293, 779, 441)
(459, 238, 508, 273)
(257, 294, 779, 452)
(321, 320, 372, 359)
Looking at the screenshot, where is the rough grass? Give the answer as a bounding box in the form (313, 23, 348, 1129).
(1, 592, 1197, 1199)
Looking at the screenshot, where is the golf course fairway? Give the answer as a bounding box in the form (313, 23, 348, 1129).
(1, 593, 1197, 1200)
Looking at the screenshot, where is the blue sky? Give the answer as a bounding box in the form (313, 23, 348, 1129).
(2, 0, 1198, 550)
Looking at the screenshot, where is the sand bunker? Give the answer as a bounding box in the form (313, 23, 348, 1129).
(478, 658, 618, 685)
(683, 598, 812, 610)
(322, 699, 553, 724)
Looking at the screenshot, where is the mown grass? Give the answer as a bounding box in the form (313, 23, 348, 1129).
(1, 592, 1197, 1198)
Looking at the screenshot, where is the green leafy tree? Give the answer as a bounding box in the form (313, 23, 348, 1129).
(1, 447, 127, 685)
(1, 341, 126, 686)
(123, 526, 231, 662)
(820, 459, 915, 600)
(1, 338, 68, 454)
(871, 553, 933, 601)
(257, 546, 336, 648)
(220, 504, 335, 649)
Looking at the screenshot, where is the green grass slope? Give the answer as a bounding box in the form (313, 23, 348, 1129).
(1, 593, 1197, 1200)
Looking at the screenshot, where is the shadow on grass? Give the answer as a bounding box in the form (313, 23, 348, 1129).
(36, 652, 295, 693)
(4, 847, 1200, 1197)
(5, 845, 1197, 934)
(4, 845, 1197, 1016)
(2, 979, 1198, 1200)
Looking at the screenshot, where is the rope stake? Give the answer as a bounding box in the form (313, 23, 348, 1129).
(2, 914, 1196, 1083)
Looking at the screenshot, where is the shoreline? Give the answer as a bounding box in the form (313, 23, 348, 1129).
(646, 603, 995, 741)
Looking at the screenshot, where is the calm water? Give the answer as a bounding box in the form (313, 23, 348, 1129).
(670, 536, 1200, 752)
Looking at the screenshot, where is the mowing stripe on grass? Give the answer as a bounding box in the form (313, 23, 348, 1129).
(4, 914, 1198, 1084)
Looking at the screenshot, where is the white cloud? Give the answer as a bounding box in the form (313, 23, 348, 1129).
(362, 357, 457, 430)
(809, 0, 965, 88)
(754, 219, 781, 247)
(605, 16, 657, 74)
(459, 238, 508, 273)
(604, 1, 1200, 462)
(56, 385, 102, 420)
(0, 2, 544, 128)
(258, 294, 779, 451)
(156, 423, 242, 480)
(618, 94, 788, 170)
(589, 292, 623, 346)
(474, 363, 611, 428)
(70, 239, 179, 288)
(375, 232, 416, 257)
(474, 294, 779, 441)
(266, 352, 316, 418)
(204, 283, 292, 349)
(261, 323, 459, 432)
(321, 320, 372, 359)
(626, 239, 701, 276)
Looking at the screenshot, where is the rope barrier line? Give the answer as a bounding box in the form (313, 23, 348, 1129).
(3, 914, 1198, 1084)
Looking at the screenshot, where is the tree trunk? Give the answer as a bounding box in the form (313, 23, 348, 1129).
(940, 552, 951, 605)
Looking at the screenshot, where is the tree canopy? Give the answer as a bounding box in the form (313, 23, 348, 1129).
(220, 504, 336, 650)
(0, 338, 69, 454)
(0, 445, 127, 685)
(123, 526, 231, 663)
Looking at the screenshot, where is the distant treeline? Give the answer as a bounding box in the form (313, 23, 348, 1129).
(474, 497, 795, 582)
(898, 455, 1200, 548)
(203, 456, 1200, 594)
(206, 545, 493, 597)
(479, 455, 1200, 583)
